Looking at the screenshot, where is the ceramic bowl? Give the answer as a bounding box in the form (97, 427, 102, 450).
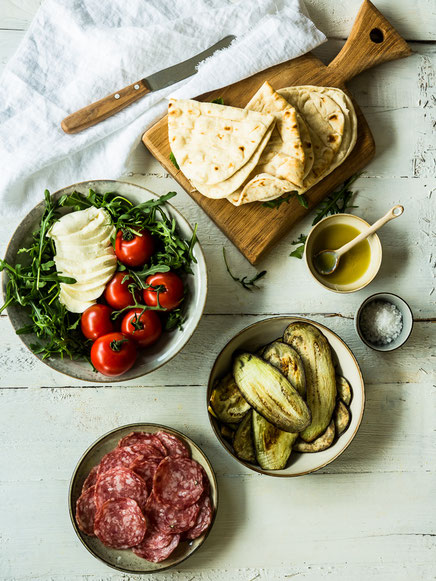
(304, 213, 382, 293)
(2, 180, 207, 382)
(207, 316, 365, 477)
(69, 423, 218, 574)
(355, 292, 414, 351)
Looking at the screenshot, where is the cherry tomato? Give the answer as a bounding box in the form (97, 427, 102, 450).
(81, 304, 114, 341)
(91, 332, 136, 377)
(143, 272, 184, 311)
(104, 273, 140, 310)
(121, 308, 162, 347)
(115, 229, 154, 268)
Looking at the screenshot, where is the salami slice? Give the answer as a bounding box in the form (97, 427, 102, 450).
(184, 494, 213, 540)
(94, 498, 147, 549)
(133, 525, 175, 552)
(199, 464, 211, 496)
(133, 532, 180, 563)
(130, 442, 165, 460)
(155, 431, 190, 458)
(119, 432, 167, 457)
(160, 500, 200, 534)
(95, 467, 148, 510)
(144, 492, 199, 534)
(153, 457, 204, 509)
(82, 465, 98, 492)
(75, 485, 97, 536)
(97, 446, 142, 476)
(132, 457, 161, 490)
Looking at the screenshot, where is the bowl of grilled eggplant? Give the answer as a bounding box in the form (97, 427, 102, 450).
(207, 317, 364, 476)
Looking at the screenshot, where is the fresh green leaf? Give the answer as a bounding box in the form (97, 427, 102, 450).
(289, 174, 361, 259)
(223, 248, 266, 291)
(211, 97, 224, 105)
(262, 191, 308, 210)
(169, 152, 180, 170)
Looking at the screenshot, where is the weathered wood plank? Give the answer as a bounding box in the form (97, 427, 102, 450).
(1, 0, 435, 40)
(0, 472, 434, 577)
(0, 316, 433, 387)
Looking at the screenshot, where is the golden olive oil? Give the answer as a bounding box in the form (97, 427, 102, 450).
(312, 223, 371, 285)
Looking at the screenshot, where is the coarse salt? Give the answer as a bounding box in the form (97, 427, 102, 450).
(359, 300, 403, 345)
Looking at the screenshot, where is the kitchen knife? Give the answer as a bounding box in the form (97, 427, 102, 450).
(61, 35, 235, 134)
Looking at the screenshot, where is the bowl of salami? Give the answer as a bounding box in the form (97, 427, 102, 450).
(69, 424, 217, 573)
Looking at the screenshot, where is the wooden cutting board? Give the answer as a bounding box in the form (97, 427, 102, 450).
(142, 0, 410, 264)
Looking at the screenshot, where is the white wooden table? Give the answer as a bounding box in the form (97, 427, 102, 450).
(0, 1, 435, 579)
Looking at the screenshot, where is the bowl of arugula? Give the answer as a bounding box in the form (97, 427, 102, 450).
(1, 180, 207, 382)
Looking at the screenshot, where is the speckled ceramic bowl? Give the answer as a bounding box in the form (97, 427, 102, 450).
(2, 180, 208, 382)
(69, 423, 218, 574)
(207, 316, 365, 477)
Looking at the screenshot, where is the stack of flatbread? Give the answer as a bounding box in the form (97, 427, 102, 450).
(168, 81, 357, 206)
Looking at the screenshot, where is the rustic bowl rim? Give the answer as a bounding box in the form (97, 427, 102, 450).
(207, 315, 365, 477)
(304, 213, 382, 294)
(69, 422, 218, 574)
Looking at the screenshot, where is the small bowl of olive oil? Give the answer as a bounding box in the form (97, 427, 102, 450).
(305, 214, 382, 293)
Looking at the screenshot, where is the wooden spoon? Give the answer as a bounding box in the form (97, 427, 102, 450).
(315, 205, 404, 276)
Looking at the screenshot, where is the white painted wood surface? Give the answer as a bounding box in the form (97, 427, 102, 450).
(0, 1, 435, 580)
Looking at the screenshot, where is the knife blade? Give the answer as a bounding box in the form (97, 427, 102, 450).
(61, 35, 235, 134)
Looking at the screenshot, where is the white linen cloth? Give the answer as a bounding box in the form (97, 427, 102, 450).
(0, 0, 325, 217)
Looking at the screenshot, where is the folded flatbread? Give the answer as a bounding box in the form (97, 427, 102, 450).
(168, 98, 275, 186)
(229, 86, 357, 206)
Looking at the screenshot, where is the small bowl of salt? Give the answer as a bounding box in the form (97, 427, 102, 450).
(355, 292, 413, 351)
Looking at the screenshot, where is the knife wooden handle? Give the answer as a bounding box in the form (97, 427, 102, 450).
(327, 0, 411, 84)
(61, 79, 150, 134)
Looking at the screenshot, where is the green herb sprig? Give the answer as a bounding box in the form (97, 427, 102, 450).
(262, 192, 308, 209)
(289, 174, 361, 259)
(223, 248, 266, 291)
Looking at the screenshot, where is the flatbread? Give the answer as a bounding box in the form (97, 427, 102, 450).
(229, 86, 356, 206)
(190, 121, 275, 199)
(168, 98, 274, 186)
(245, 82, 305, 187)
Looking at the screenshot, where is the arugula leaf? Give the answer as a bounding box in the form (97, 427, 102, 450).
(289, 174, 361, 259)
(169, 152, 180, 170)
(223, 248, 267, 291)
(312, 174, 360, 225)
(262, 191, 308, 210)
(289, 234, 307, 259)
(211, 97, 224, 105)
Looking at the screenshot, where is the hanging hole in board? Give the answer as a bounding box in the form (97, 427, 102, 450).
(370, 28, 384, 43)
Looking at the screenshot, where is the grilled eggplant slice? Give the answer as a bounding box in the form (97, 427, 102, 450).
(262, 341, 306, 397)
(209, 373, 251, 423)
(283, 322, 336, 442)
(233, 353, 311, 433)
(334, 400, 351, 436)
(336, 375, 352, 406)
(293, 420, 335, 453)
(233, 410, 256, 463)
(252, 410, 297, 469)
(220, 424, 235, 441)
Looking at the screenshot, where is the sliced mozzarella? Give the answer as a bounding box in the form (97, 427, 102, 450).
(48, 206, 118, 313)
(60, 281, 109, 303)
(54, 233, 114, 261)
(55, 223, 115, 247)
(59, 288, 96, 314)
(49, 206, 101, 237)
(57, 264, 117, 285)
(54, 250, 116, 276)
